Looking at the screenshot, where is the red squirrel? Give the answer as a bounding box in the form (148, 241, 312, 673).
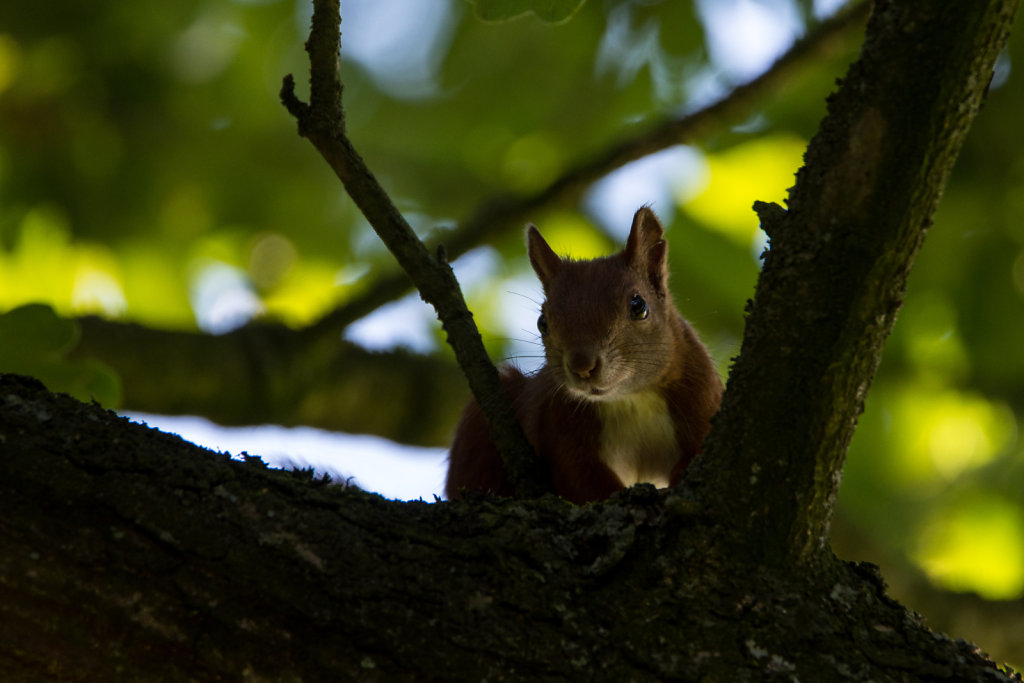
(445, 207, 723, 504)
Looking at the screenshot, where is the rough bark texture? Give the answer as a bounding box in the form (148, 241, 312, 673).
(690, 0, 1018, 567)
(0, 373, 1017, 681)
(0, 0, 1020, 680)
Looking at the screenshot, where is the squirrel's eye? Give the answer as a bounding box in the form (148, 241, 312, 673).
(629, 294, 648, 321)
(537, 313, 549, 335)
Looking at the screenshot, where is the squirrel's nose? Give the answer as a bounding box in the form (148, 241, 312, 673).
(568, 351, 601, 379)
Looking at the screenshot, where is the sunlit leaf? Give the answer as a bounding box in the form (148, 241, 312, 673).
(914, 494, 1024, 600)
(118, 243, 195, 328)
(262, 260, 346, 327)
(682, 135, 806, 246)
(527, 211, 613, 260)
(876, 386, 1015, 489)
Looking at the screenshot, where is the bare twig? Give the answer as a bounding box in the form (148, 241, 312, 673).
(307, 0, 871, 337)
(281, 0, 548, 498)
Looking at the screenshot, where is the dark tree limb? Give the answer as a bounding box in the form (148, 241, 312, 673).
(280, 0, 547, 497)
(830, 514, 1024, 665)
(1, 0, 1022, 678)
(67, 315, 466, 446)
(691, 0, 1019, 567)
(0, 373, 1018, 680)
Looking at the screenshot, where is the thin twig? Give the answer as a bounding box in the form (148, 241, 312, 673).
(282, 0, 548, 498)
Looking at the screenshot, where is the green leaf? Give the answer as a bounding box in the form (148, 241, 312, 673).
(0, 303, 80, 363)
(468, 0, 588, 24)
(0, 304, 121, 407)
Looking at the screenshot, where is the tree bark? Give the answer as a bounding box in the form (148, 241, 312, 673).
(0, 0, 1020, 680)
(690, 0, 1019, 567)
(0, 373, 1017, 680)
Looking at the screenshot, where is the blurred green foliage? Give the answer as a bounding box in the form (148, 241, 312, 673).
(469, 0, 588, 24)
(0, 0, 1022, 608)
(0, 303, 120, 405)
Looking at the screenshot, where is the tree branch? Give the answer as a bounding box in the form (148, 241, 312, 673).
(306, 0, 872, 337)
(690, 0, 1018, 567)
(830, 514, 1024, 666)
(1, 374, 1015, 680)
(281, 0, 547, 497)
(3, 2, 1022, 676)
(67, 316, 466, 446)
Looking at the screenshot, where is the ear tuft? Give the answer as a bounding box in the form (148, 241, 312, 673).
(623, 208, 669, 296)
(527, 225, 562, 289)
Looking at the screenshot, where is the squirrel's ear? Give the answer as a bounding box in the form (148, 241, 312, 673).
(624, 207, 669, 296)
(624, 207, 665, 259)
(527, 224, 561, 289)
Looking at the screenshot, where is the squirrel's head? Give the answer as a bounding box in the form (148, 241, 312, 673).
(527, 207, 678, 401)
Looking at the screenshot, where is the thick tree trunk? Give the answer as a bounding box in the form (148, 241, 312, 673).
(691, 0, 1019, 567)
(1, 0, 1019, 680)
(0, 373, 1016, 680)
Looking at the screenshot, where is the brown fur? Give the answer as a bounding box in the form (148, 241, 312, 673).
(446, 208, 723, 504)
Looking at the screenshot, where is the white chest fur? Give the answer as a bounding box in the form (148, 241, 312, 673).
(596, 391, 680, 488)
